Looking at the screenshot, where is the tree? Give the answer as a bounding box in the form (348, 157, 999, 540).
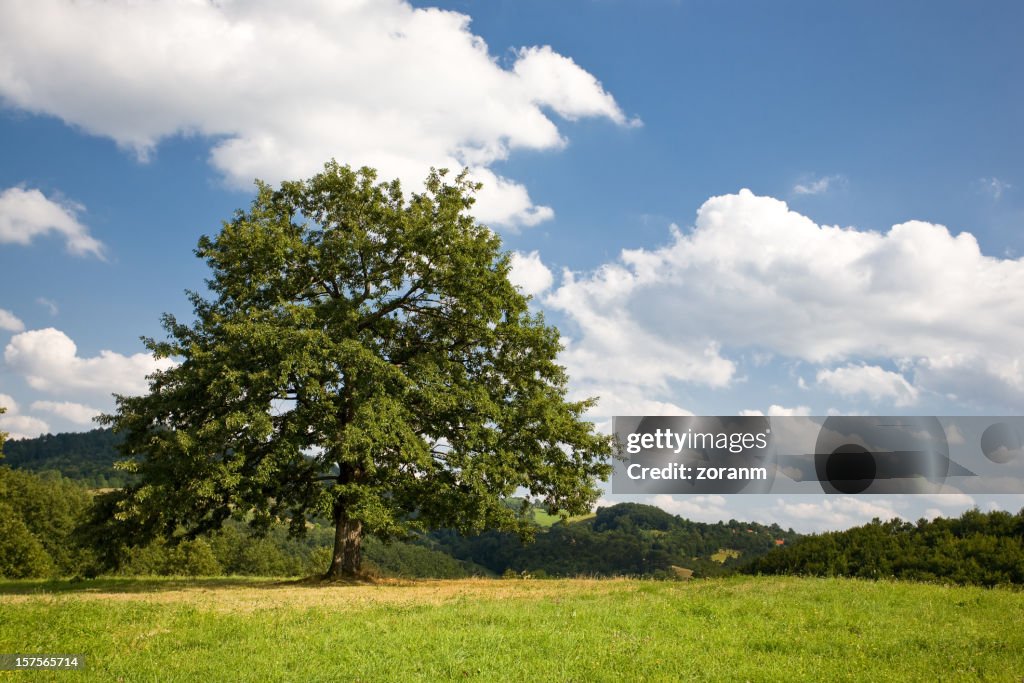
(100, 162, 613, 578)
(0, 503, 54, 579)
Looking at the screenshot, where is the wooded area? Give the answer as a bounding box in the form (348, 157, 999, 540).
(5, 427, 1024, 585)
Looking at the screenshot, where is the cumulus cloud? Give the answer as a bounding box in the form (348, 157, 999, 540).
(581, 387, 692, 419)
(770, 496, 904, 532)
(512, 46, 640, 128)
(4, 328, 174, 396)
(816, 364, 920, 407)
(916, 493, 975, 508)
(508, 250, 554, 297)
(649, 494, 730, 522)
(30, 400, 102, 426)
(739, 405, 812, 417)
(546, 189, 1024, 412)
(0, 0, 635, 229)
(0, 187, 104, 258)
(793, 174, 845, 196)
(0, 393, 50, 440)
(0, 309, 25, 332)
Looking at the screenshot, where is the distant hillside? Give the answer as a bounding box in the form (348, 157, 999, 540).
(743, 508, 1024, 586)
(429, 502, 801, 578)
(2, 428, 129, 488)
(2, 430, 801, 578)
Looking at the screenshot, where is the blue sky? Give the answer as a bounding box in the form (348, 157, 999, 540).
(1, 0, 1023, 531)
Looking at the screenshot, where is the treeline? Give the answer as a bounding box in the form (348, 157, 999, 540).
(10, 426, 1024, 586)
(428, 502, 800, 578)
(0, 466, 93, 578)
(744, 509, 1024, 586)
(1, 461, 796, 581)
(0, 465, 488, 580)
(1, 430, 802, 581)
(2, 428, 132, 489)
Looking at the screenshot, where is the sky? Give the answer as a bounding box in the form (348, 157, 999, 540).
(1, 0, 1023, 532)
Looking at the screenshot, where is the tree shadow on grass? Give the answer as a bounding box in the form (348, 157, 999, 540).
(0, 574, 398, 595)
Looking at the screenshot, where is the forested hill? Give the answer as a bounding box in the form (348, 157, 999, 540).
(2, 428, 128, 488)
(743, 508, 1024, 586)
(429, 502, 801, 578)
(1, 429, 802, 578)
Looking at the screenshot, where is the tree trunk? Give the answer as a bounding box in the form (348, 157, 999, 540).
(325, 508, 363, 579)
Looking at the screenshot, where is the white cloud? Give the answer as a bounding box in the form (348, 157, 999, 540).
(0, 187, 104, 258)
(581, 386, 692, 419)
(916, 493, 975, 507)
(793, 174, 845, 196)
(739, 404, 812, 417)
(0, 413, 51, 441)
(0, 309, 25, 332)
(4, 328, 174, 396)
(0, 393, 18, 413)
(36, 297, 59, 316)
(546, 258, 735, 416)
(546, 189, 1024, 411)
(770, 497, 903, 532)
(649, 494, 729, 522)
(0, 393, 50, 440)
(0, 0, 635, 229)
(816, 364, 919, 407)
(977, 177, 1011, 200)
(508, 250, 554, 297)
(946, 424, 966, 445)
(30, 400, 102, 426)
(512, 46, 640, 128)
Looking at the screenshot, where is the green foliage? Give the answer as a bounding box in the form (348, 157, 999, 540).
(592, 501, 679, 532)
(362, 536, 488, 578)
(1, 428, 131, 488)
(744, 507, 1024, 586)
(98, 162, 613, 577)
(206, 523, 319, 577)
(0, 502, 54, 578)
(430, 502, 800, 578)
(107, 517, 485, 579)
(121, 538, 222, 577)
(0, 466, 93, 577)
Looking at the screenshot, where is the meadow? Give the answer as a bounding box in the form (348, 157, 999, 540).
(2, 576, 1022, 682)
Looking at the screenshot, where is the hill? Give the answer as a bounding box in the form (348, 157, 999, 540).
(2, 428, 129, 488)
(429, 502, 800, 578)
(744, 508, 1024, 586)
(2, 430, 798, 579)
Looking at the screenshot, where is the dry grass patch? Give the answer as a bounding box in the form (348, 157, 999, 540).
(0, 576, 645, 614)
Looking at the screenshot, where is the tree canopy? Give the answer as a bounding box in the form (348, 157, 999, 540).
(744, 508, 1024, 586)
(100, 162, 613, 577)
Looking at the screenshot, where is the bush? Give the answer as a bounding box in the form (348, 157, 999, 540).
(0, 502, 54, 578)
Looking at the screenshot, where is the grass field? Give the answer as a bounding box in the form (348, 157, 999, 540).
(1, 576, 1022, 682)
(530, 509, 595, 527)
(709, 549, 742, 563)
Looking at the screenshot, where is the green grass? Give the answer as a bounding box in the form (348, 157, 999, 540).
(2, 576, 1023, 682)
(709, 548, 741, 563)
(531, 509, 595, 527)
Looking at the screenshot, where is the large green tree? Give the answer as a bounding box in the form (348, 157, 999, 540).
(101, 162, 612, 578)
